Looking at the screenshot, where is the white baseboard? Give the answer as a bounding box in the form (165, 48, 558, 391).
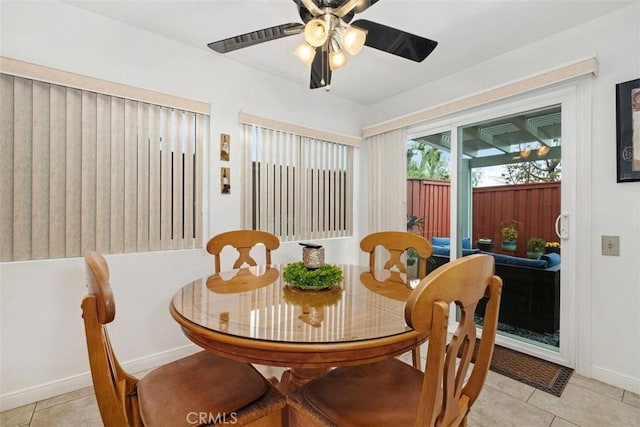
(0, 344, 199, 412)
(591, 365, 640, 395)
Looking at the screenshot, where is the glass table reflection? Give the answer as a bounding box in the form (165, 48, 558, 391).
(170, 264, 427, 391)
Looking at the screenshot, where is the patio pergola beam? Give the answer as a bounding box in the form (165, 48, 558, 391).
(510, 116, 552, 148)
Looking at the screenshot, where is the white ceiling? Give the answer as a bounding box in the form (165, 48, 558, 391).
(65, 0, 633, 106)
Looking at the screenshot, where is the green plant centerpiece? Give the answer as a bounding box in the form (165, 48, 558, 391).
(526, 237, 546, 259)
(282, 262, 343, 290)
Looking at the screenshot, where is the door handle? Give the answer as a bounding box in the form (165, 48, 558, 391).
(555, 214, 569, 240)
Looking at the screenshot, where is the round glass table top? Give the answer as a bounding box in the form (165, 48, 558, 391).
(171, 264, 416, 344)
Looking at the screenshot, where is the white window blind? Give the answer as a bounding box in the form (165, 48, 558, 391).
(243, 124, 353, 241)
(0, 73, 206, 261)
(364, 128, 407, 234)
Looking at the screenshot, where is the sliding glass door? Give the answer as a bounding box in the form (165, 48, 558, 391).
(406, 87, 578, 367)
(460, 105, 562, 350)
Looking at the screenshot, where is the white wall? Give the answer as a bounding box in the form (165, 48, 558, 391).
(0, 0, 363, 409)
(2, 0, 639, 411)
(362, 2, 640, 393)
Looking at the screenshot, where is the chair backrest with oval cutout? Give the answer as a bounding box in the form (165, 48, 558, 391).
(360, 231, 432, 279)
(206, 230, 280, 273)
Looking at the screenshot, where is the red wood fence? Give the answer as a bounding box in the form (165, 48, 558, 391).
(407, 179, 561, 258)
(407, 179, 450, 239)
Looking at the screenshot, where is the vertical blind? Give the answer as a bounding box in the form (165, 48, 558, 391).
(364, 128, 407, 269)
(0, 73, 206, 261)
(243, 124, 353, 241)
(365, 128, 407, 234)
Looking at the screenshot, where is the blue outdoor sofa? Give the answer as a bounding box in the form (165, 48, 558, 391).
(427, 238, 561, 335)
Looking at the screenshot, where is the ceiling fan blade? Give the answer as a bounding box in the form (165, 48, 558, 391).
(293, 0, 314, 23)
(351, 19, 437, 62)
(310, 47, 332, 89)
(208, 23, 304, 53)
(354, 0, 381, 13)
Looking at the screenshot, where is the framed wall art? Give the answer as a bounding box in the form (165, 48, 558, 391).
(221, 167, 230, 194)
(616, 78, 640, 182)
(220, 133, 230, 161)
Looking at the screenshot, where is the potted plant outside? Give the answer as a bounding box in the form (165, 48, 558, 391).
(545, 241, 561, 254)
(501, 224, 519, 252)
(406, 215, 425, 236)
(527, 237, 546, 259)
(406, 215, 425, 278)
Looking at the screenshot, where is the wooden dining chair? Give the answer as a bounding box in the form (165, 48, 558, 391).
(360, 231, 433, 280)
(81, 251, 285, 427)
(206, 230, 280, 273)
(286, 254, 502, 427)
(360, 231, 433, 368)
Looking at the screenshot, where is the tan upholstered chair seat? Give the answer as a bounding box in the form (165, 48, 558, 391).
(295, 359, 423, 427)
(137, 351, 268, 426)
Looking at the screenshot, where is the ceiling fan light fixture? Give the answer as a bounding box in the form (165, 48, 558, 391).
(341, 25, 367, 55)
(329, 39, 348, 71)
(304, 18, 329, 47)
(294, 42, 316, 67)
(329, 50, 348, 70)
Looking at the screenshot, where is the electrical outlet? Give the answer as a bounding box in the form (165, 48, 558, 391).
(601, 235, 620, 256)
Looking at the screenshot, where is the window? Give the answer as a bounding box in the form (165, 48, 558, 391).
(0, 68, 208, 261)
(243, 124, 354, 241)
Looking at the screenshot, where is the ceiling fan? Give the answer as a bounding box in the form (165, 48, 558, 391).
(208, 0, 438, 90)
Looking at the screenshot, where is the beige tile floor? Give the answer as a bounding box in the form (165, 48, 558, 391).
(2, 360, 639, 427)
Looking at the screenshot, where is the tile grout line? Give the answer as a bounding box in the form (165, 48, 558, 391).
(620, 390, 640, 410)
(28, 403, 35, 427)
(524, 387, 536, 403)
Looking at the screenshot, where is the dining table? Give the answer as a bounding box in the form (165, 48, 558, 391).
(169, 263, 428, 392)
